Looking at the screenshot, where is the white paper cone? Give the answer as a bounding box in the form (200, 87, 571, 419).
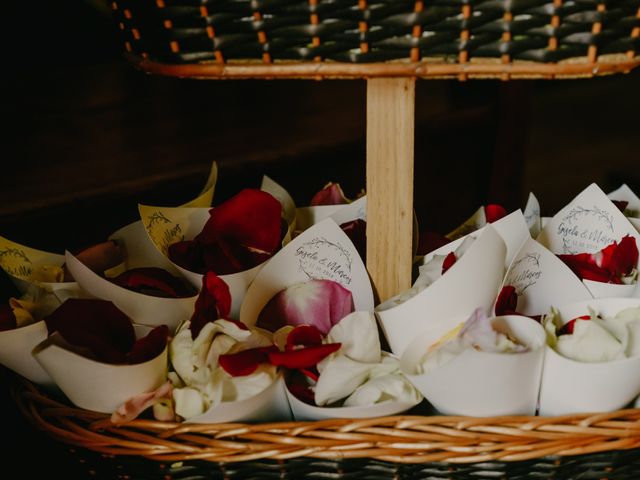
(498, 238, 592, 316)
(109, 221, 180, 273)
(400, 315, 545, 416)
(188, 375, 292, 423)
(295, 196, 367, 233)
(33, 325, 168, 413)
(239, 218, 374, 327)
(538, 297, 640, 416)
(0, 321, 52, 385)
(286, 384, 419, 421)
(378, 226, 506, 356)
(583, 279, 637, 299)
(65, 251, 196, 330)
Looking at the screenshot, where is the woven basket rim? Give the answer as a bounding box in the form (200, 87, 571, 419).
(130, 53, 640, 80)
(11, 375, 640, 464)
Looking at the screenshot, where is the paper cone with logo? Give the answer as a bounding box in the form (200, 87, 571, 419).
(240, 218, 374, 327)
(497, 238, 593, 316)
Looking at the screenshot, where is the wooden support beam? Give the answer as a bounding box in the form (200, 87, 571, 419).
(366, 78, 415, 302)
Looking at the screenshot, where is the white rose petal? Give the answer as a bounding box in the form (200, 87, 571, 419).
(314, 356, 373, 406)
(343, 374, 422, 407)
(173, 387, 207, 420)
(326, 311, 380, 364)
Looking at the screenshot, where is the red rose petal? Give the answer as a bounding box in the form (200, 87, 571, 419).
(168, 240, 206, 274)
(310, 182, 350, 206)
(190, 271, 232, 339)
(485, 204, 507, 224)
(286, 325, 323, 351)
(495, 285, 518, 316)
(558, 252, 614, 283)
(44, 299, 135, 364)
(558, 315, 591, 335)
(441, 252, 457, 274)
(111, 267, 195, 298)
(612, 200, 629, 213)
(128, 325, 169, 364)
(287, 377, 316, 405)
(417, 232, 451, 256)
(219, 346, 277, 377)
(0, 304, 17, 332)
(268, 343, 341, 369)
(610, 235, 639, 278)
(300, 367, 320, 382)
(340, 219, 366, 263)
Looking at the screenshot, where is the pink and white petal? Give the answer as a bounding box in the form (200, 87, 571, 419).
(111, 381, 173, 424)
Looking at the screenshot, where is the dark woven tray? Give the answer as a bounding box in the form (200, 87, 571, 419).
(111, 0, 640, 66)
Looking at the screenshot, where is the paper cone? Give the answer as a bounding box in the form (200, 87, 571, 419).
(65, 251, 196, 331)
(138, 205, 264, 318)
(400, 315, 545, 416)
(377, 226, 506, 356)
(582, 279, 637, 299)
(0, 321, 52, 385)
(538, 183, 640, 255)
(188, 375, 292, 424)
(286, 383, 419, 421)
(498, 238, 592, 316)
(33, 325, 167, 413)
(239, 218, 374, 327)
(261, 175, 297, 232)
(109, 221, 180, 274)
(608, 184, 640, 232)
(524, 193, 542, 238)
(0, 236, 79, 296)
(538, 297, 640, 416)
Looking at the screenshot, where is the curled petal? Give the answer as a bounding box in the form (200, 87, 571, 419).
(111, 381, 173, 424)
(268, 343, 341, 369)
(286, 325, 323, 351)
(66, 241, 123, 281)
(558, 252, 614, 283)
(495, 286, 518, 316)
(610, 235, 639, 278)
(256, 279, 354, 335)
(484, 204, 507, 224)
(218, 346, 276, 377)
(441, 252, 457, 274)
(111, 267, 195, 298)
(612, 200, 629, 213)
(128, 325, 169, 364)
(310, 182, 350, 206)
(190, 272, 232, 340)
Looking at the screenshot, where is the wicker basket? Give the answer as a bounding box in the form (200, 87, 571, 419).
(12, 374, 640, 478)
(111, 0, 640, 79)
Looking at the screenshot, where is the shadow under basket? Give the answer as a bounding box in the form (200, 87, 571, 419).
(11, 375, 640, 479)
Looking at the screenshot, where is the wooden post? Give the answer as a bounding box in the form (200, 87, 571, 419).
(366, 78, 415, 302)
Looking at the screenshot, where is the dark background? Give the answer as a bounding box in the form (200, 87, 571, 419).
(1, 1, 639, 477)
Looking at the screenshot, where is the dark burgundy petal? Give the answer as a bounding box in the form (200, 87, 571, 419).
(495, 286, 518, 316)
(168, 240, 206, 274)
(610, 235, 639, 278)
(286, 325, 323, 351)
(310, 182, 350, 206)
(558, 315, 591, 335)
(189, 272, 232, 339)
(219, 347, 274, 377)
(111, 267, 195, 298)
(417, 232, 451, 256)
(485, 204, 507, 224)
(268, 343, 341, 369)
(0, 304, 17, 332)
(128, 325, 169, 364)
(287, 377, 316, 405)
(44, 299, 135, 364)
(612, 200, 629, 213)
(340, 219, 366, 263)
(558, 253, 614, 283)
(300, 367, 320, 382)
(441, 252, 457, 274)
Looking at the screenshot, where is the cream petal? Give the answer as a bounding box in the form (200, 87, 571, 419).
(326, 311, 380, 364)
(173, 387, 207, 420)
(314, 356, 373, 406)
(343, 374, 421, 407)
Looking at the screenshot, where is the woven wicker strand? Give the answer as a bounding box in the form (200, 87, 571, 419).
(12, 376, 640, 465)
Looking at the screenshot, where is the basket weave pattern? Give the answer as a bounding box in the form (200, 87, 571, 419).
(12, 376, 640, 465)
(111, 0, 640, 66)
